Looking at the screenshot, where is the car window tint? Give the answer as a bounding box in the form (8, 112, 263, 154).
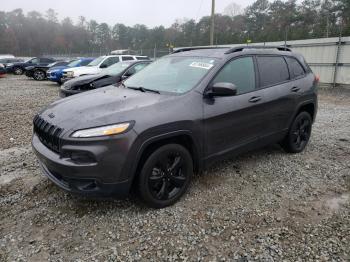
(257, 56, 289, 87)
(213, 57, 255, 95)
(102, 57, 119, 67)
(285, 57, 305, 79)
(122, 56, 134, 61)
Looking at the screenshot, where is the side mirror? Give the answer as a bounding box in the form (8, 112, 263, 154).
(206, 82, 237, 97)
(100, 64, 108, 68)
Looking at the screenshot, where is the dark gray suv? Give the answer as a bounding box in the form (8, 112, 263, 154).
(32, 46, 318, 208)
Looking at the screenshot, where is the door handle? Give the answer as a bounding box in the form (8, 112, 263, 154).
(249, 96, 262, 103)
(291, 86, 300, 92)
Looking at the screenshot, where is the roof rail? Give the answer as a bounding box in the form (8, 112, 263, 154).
(172, 46, 229, 54)
(224, 45, 291, 54)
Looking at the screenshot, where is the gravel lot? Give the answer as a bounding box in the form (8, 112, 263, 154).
(0, 75, 349, 261)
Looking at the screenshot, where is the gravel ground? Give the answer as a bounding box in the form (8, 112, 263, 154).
(0, 75, 349, 261)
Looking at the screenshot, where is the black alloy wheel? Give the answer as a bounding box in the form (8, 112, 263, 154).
(138, 144, 193, 208)
(33, 70, 46, 81)
(282, 111, 312, 153)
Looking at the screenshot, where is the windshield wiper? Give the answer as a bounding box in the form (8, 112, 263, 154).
(127, 86, 160, 94)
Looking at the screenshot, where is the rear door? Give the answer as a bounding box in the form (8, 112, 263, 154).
(203, 56, 267, 158)
(255, 55, 295, 137)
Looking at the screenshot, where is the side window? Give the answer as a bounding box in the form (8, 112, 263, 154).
(136, 56, 150, 60)
(213, 57, 256, 95)
(31, 58, 39, 64)
(40, 58, 52, 63)
(101, 57, 119, 67)
(122, 56, 134, 61)
(80, 60, 91, 66)
(285, 57, 305, 79)
(256, 56, 289, 87)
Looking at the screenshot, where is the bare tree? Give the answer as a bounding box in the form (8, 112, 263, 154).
(223, 2, 242, 18)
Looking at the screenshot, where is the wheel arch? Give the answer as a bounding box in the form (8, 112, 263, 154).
(129, 131, 202, 188)
(296, 102, 316, 122)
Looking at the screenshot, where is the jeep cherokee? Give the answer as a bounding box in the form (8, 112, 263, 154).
(32, 46, 318, 208)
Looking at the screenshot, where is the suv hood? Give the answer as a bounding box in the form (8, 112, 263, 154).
(39, 86, 176, 133)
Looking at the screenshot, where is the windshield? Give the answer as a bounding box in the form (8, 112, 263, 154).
(87, 56, 105, 66)
(124, 56, 216, 94)
(68, 59, 81, 67)
(103, 62, 130, 75)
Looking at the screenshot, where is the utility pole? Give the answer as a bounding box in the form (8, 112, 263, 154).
(210, 0, 215, 45)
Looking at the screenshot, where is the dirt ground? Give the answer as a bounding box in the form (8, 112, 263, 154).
(0, 75, 349, 261)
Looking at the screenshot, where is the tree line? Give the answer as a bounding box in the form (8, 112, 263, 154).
(0, 0, 349, 56)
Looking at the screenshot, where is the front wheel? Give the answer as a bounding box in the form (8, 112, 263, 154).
(13, 67, 23, 75)
(138, 144, 193, 208)
(282, 112, 312, 153)
(33, 70, 46, 81)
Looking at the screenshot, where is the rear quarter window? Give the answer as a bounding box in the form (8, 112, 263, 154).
(257, 56, 289, 87)
(285, 57, 306, 79)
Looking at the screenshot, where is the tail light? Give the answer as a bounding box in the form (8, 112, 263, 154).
(314, 75, 320, 83)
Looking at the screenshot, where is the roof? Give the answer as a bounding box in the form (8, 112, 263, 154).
(171, 46, 295, 59)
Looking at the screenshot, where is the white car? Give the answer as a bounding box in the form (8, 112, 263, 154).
(62, 55, 148, 81)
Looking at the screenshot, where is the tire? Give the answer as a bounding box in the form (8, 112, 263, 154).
(282, 112, 312, 153)
(33, 70, 46, 81)
(13, 67, 23, 75)
(138, 144, 193, 208)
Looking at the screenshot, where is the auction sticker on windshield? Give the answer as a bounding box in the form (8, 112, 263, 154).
(189, 62, 214, 70)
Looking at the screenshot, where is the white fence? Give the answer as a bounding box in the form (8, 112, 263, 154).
(177, 37, 350, 87)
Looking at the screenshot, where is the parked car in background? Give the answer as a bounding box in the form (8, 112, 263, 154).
(0, 63, 6, 77)
(32, 46, 318, 208)
(0, 58, 24, 70)
(25, 61, 70, 81)
(47, 58, 95, 84)
(0, 54, 15, 59)
(7, 57, 56, 75)
(61, 55, 149, 82)
(60, 60, 151, 97)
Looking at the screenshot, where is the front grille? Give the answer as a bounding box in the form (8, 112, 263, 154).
(33, 115, 63, 153)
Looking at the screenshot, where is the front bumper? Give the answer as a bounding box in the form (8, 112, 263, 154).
(47, 72, 62, 82)
(32, 131, 137, 197)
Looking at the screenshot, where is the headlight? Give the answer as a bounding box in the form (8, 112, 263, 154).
(71, 123, 131, 138)
(66, 71, 74, 77)
(6, 63, 14, 67)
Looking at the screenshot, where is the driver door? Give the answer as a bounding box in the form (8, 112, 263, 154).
(203, 56, 266, 159)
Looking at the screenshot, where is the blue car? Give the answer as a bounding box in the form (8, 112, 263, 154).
(47, 58, 94, 84)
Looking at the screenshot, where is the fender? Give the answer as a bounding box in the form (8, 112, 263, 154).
(124, 129, 203, 185)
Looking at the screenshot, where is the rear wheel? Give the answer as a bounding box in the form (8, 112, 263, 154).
(138, 144, 193, 208)
(33, 70, 46, 81)
(282, 112, 312, 153)
(13, 67, 23, 75)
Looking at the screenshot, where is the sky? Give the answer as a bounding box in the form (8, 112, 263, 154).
(1, 0, 256, 28)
